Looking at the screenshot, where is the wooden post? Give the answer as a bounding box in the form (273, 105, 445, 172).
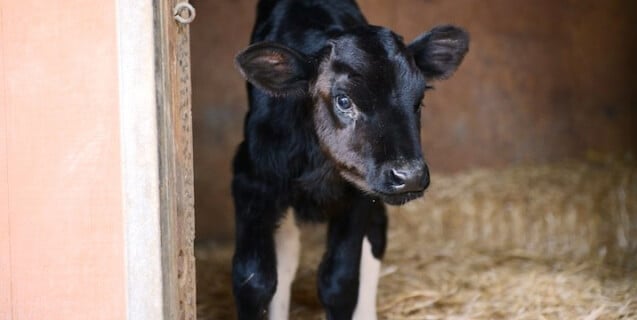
(155, 0, 197, 319)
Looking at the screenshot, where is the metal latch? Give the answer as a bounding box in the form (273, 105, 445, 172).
(174, 2, 196, 24)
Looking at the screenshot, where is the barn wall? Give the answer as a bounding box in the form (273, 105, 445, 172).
(190, 0, 637, 241)
(0, 0, 125, 319)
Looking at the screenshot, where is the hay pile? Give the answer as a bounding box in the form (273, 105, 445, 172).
(197, 160, 637, 319)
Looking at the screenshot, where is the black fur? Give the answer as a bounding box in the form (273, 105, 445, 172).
(230, 1, 469, 319)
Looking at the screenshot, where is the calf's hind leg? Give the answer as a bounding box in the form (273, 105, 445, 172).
(353, 202, 387, 320)
(268, 209, 301, 320)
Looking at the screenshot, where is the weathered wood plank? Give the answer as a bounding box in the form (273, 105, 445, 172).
(154, 0, 197, 319)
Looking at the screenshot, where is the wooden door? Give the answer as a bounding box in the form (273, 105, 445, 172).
(0, 1, 125, 319)
(1, 0, 196, 319)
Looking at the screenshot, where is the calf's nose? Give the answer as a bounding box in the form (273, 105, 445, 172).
(386, 161, 430, 193)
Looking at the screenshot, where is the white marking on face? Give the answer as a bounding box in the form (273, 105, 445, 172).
(269, 210, 301, 320)
(353, 237, 381, 320)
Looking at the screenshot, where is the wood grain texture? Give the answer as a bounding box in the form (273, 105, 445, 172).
(155, 0, 197, 319)
(0, 0, 125, 319)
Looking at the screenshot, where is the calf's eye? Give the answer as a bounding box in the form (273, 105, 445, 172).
(334, 94, 352, 111)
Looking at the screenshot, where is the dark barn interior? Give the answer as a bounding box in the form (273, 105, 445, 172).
(190, 1, 637, 319)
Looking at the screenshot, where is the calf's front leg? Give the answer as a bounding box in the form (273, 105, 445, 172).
(318, 196, 384, 320)
(232, 174, 281, 320)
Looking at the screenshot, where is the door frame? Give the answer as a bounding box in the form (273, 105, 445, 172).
(117, 1, 196, 319)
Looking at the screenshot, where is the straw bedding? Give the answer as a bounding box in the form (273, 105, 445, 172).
(196, 159, 637, 319)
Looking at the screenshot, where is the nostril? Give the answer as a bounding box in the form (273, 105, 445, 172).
(390, 169, 407, 181)
(389, 169, 407, 188)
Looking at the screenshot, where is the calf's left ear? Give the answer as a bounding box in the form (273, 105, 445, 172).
(235, 42, 314, 96)
(408, 25, 469, 80)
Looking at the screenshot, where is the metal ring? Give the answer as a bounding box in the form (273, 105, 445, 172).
(174, 2, 196, 24)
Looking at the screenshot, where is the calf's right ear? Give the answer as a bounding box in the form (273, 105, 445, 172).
(235, 42, 314, 96)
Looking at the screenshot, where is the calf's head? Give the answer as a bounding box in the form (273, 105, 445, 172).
(236, 25, 469, 205)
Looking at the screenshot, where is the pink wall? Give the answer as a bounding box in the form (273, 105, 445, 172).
(0, 1, 125, 319)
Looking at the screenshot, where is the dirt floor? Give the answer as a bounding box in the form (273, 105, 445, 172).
(196, 159, 637, 319)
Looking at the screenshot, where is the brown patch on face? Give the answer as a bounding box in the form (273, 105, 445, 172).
(311, 59, 372, 192)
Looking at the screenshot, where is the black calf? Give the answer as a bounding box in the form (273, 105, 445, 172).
(230, 0, 469, 319)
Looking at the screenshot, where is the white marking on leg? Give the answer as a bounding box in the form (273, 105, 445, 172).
(269, 210, 300, 320)
(353, 237, 380, 320)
